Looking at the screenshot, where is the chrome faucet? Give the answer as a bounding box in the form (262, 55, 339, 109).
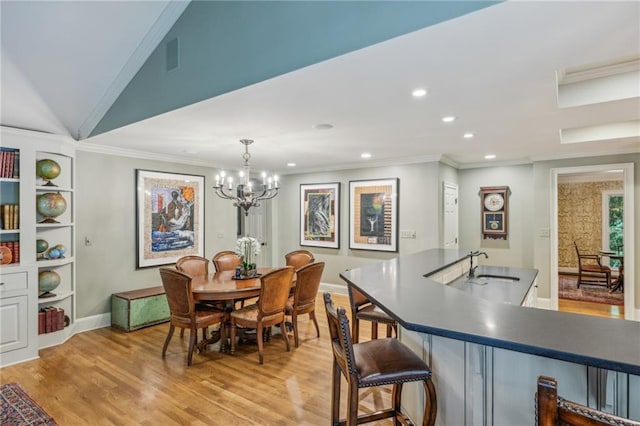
(468, 250, 489, 278)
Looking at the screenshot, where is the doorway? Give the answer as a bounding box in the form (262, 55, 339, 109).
(550, 163, 635, 320)
(443, 182, 459, 249)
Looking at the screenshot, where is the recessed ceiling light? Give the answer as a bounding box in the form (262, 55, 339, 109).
(287, 162, 296, 167)
(485, 154, 496, 160)
(463, 132, 474, 139)
(361, 152, 372, 159)
(442, 116, 456, 123)
(313, 123, 333, 130)
(412, 88, 427, 98)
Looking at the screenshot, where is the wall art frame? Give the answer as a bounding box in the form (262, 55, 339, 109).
(300, 182, 340, 248)
(349, 178, 398, 252)
(136, 169, 205, 268)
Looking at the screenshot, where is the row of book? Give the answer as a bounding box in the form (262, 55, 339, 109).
(38, 306, 66, 334)
(0, 241, 19, 264)
(1, 204, 19, 229)
(0, 149, 19, 179)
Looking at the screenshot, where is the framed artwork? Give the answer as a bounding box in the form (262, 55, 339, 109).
(349, 178, 398, 252)
(136, 170, 205, 268)
(300, 182, 340, 248)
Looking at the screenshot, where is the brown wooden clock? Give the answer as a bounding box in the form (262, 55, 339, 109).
(480, 186, 509, 239)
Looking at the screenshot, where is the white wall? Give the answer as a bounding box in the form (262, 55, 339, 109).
(458, 164, 535, 268)
(74, 151, 639, 319)
(273, 162, 442, 285)
(75, 151, 237, 317)
(532, 154, 639, 305)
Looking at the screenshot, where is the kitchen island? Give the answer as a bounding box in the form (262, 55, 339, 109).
(339, 249, 640, 425)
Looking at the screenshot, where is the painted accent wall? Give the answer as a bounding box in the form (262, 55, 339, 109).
(558, 180, 623, 268)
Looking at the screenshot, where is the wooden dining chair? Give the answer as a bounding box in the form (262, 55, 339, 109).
(573, 241, 611, 288)
(347, 284, 397, 343)
(536, 375, 640, 425)
(212, 250, 242, 272)
(159, 268, 226, 366)
(284, 249, 315, 270)
(176, 255, 209, 277)
(229, 266, 294, 364)
(284, 261, 324, 347)
(323, 292, 437, 426)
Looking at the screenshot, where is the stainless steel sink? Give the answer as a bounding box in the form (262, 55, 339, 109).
(475, 274, 520, 281)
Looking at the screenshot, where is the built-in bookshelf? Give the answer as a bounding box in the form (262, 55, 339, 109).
(0, 127, 76, 366)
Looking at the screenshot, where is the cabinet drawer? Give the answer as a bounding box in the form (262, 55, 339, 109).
(0, 271, 28, 293)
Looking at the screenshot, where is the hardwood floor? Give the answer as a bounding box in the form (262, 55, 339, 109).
(558, 298, 624, 319)
(1, 294, 396, 425)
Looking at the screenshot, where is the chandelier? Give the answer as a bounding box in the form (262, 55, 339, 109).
(213, 139, 279, 215)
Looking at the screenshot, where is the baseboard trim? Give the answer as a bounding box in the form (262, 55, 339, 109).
(74, 313, 111, 333)
(535, 297, 553, 310)
(320, 282, 347, 295)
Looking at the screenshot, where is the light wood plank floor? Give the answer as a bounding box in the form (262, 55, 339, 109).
(1, 294, 397, 425)
(558, 298, 624, 319)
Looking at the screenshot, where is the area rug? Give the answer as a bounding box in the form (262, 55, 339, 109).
(1, 382, 57, 426)
(558, 274, 624, 306)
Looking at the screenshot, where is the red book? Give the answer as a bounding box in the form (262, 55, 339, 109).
(57, 308, 65, 331)
(45, 307, 54, 333)
(0, 151, 6, 178)
(6, 152, 14, 179)
(38, 310, 46, 334)
(13, 241, 19, 264)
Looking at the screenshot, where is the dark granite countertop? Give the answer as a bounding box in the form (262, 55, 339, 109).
(339, 249, 640, 376)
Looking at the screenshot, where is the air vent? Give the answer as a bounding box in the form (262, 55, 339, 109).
(166, 37, 180, 71)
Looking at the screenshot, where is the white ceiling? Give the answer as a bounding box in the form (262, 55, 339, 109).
(2, 1, 639, 174)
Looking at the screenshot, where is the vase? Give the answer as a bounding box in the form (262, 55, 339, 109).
(240, 268, 257, 278)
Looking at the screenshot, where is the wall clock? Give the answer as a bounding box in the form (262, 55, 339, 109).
(480, 186, 509, 239)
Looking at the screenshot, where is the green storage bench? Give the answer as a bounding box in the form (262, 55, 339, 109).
(111, 286, 170, 331)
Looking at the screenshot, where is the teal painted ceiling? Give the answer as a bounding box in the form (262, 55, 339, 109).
(92, 1, 498, 136)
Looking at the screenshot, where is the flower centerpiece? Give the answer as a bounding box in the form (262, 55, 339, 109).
(235, 236, 261, 277)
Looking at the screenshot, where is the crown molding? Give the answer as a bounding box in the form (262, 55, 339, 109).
(76, 1, 191, 140)
(76, 141, 213, 168)
(278, 153, 443, 175)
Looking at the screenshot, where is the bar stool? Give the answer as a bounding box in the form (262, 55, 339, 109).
(348, 284, 397, 343)
(323, 293, 437, 426)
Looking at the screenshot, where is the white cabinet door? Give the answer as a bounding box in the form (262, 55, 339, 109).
(0, 295, 28, 353)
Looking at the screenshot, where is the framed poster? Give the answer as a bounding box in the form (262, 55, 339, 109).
(136, 169, 205, 268)
(300, 182, 340, 248)
(349, 178, 398, 252)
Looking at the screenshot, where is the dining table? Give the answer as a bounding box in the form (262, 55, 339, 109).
(599, 251, 624, 293)
(190, 267, 295, 350)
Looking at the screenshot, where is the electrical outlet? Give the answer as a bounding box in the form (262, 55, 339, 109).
(400, 230, 416, 239)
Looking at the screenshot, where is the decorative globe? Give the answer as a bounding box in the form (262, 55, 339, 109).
(36, 192, 67, 222)
(36, 239, 49, 254)
(55, 244, 67, 257)
(48, 248, 61, 259)
(36, 159, 61, 183)
(38, 270, 61, 297)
